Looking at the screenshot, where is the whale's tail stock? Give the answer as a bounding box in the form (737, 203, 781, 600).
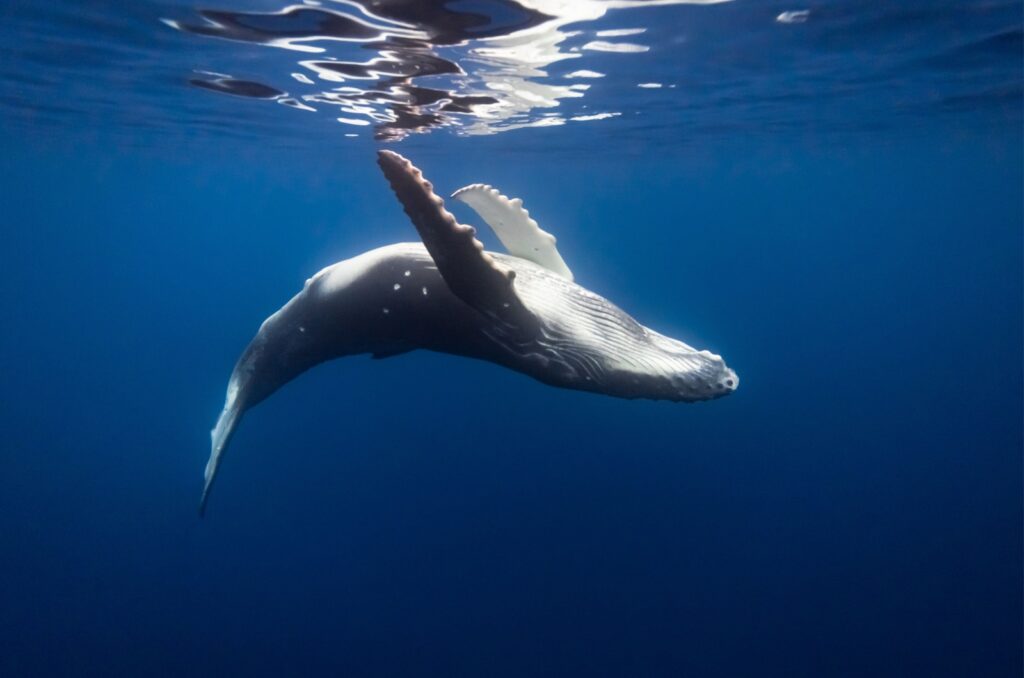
(199, 379, 245, 516)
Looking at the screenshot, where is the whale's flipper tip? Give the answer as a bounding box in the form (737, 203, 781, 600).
(376, 150, 408, 178)
(451, 183, 574, 281)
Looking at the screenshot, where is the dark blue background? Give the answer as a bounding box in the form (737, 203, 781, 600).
(1, 0, 1022, 674)
(1, 129, 1019, 676)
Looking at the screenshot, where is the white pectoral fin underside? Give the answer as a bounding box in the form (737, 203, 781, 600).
(452, 184, 574, 282)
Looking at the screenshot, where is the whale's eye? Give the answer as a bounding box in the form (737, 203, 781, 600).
(725, 379, 734, 387)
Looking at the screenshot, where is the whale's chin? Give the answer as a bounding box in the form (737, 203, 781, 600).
(662, 362, 738, 402)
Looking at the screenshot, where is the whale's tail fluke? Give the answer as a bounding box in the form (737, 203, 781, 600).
(199, 382, 245, 516)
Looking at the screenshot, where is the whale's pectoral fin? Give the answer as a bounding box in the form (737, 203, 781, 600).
(377, 150, 539, 336)
(452, 184, 574, 282)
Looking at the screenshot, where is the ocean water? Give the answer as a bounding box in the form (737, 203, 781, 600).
(1, 1, 1022, 676)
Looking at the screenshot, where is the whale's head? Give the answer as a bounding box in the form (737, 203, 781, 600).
(663, 353, 738, 402)
(695, 362, 739, 400)
(633, 331, 739, 402)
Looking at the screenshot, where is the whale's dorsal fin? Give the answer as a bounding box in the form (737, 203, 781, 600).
(377, 151, 539, 336)
(452, 184, 574, 281)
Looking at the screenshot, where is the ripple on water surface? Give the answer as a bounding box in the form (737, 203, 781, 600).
(2, 0, 1021, 148)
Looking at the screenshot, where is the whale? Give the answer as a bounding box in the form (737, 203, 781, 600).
(200, 150, 737, 514)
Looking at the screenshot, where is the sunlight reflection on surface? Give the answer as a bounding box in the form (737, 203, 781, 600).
(164, 0, 728, 139)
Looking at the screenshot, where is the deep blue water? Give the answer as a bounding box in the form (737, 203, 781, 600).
(1, 1, 1022, 676)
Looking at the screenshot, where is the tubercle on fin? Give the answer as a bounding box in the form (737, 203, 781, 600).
(376, 149, 535, 331)
(450, 182, 573, 281)
(377, 150, 507, 278)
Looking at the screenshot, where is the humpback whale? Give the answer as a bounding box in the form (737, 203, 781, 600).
(200, 151, 737, 513)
